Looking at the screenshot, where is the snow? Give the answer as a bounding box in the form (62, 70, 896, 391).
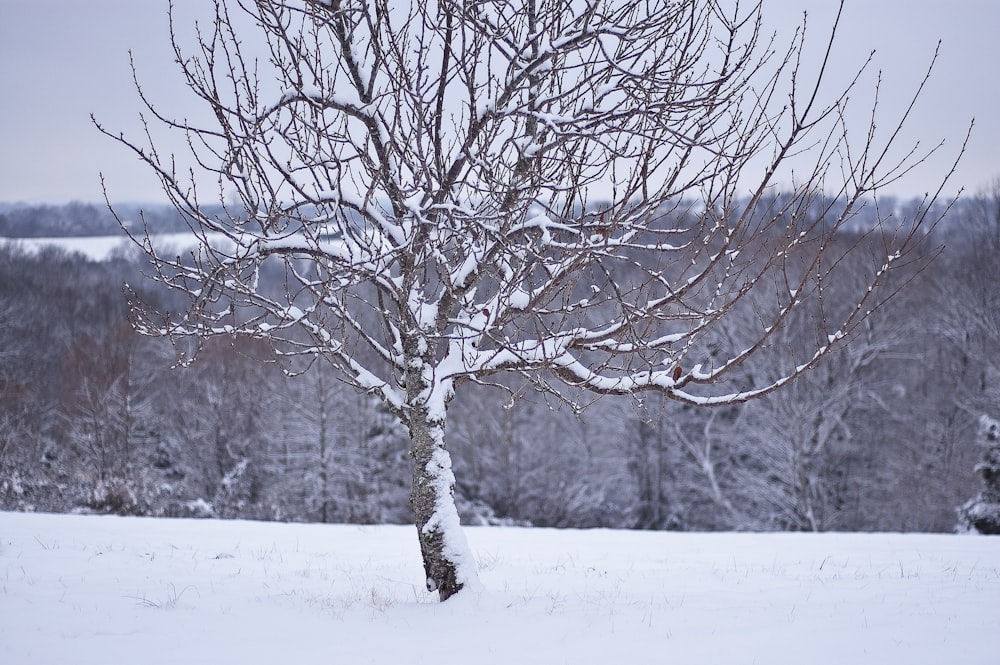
(0, 233, 229, 262)
(1, 511, 997, 665)
(508, 288, 530, 310)
(281, 305, 305, 322)
(0, 234, 138, 261)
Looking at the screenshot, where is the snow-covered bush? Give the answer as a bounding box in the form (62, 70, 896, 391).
(214, 458, 258, 519)
(86, 477, 146, 515)
(957, 415, 1000, 534)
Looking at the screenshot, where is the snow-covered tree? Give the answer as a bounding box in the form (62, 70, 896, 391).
(99, 0, 961, 599)
(957, 415, 1000, 534)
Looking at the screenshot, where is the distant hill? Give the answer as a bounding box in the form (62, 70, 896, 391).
(0, 195, 974, 239)
(0, 202, 223, 237)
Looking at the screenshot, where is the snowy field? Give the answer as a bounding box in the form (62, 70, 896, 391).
(0, 233, 223, 262)
(1, 512, 997, 664)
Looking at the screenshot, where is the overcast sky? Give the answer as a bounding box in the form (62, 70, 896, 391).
(0, 0, 996, 204)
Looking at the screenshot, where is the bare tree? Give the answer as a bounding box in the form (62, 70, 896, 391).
(98, 0, 964, 599)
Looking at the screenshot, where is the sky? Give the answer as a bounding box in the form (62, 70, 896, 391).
(0, 0, 997, 205)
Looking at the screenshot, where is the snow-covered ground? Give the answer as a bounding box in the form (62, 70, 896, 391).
(0, 233, 224, 262)
(1, 512, 997, 664)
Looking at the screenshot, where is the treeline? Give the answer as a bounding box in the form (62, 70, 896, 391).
(1, 193, 997, 531)
(0, 196, 941, 239)
(0, 202, 224, 238)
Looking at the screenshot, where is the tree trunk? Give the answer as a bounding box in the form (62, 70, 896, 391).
(407, 405, 480, 601)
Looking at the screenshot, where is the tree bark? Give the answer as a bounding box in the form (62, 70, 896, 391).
(407, 405, 479, 601)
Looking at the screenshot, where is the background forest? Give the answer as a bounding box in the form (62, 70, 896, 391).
(1, 190, 998, 533)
